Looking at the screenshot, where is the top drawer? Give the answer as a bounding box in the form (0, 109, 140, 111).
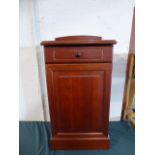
(44, 46, 113, 63)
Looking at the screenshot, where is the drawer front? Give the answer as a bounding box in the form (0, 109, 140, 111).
(44, 46, 112, 63)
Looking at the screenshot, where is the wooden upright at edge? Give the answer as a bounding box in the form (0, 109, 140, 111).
(41, 36, 116, 150)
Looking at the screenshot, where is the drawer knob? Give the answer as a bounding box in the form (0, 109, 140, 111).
(75, 53, 81, 58)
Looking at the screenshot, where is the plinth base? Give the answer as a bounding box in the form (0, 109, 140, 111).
(50, 135, 110, 150)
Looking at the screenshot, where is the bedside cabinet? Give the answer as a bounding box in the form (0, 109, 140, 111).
(41, 36, 116, 150)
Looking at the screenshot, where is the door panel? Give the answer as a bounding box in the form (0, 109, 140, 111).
(46, 63, 112, 137)
(54, 71, 104, 132)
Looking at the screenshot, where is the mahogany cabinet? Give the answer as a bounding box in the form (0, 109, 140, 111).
(41, 36, 116, 150)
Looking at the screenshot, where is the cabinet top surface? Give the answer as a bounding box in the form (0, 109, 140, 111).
(41, 36, 116, 46)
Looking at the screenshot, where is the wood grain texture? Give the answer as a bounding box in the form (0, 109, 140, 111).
(51, 136, 110, 150)
(42, 36, 116, 150)
(55, 35, 102, 41)
(41, 40, 116, 46)
(44, 46, 113, 63)
(41, 36, 116, 46)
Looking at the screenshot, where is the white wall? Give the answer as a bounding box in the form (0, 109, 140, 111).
(19, 0, 134, 121)
(19, 1, 44, 120)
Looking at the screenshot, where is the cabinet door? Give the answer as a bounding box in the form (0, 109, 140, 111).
(46, 63, 112, 137)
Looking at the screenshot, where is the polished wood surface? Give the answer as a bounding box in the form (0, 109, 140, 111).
(41, 35, 116, 46)
(55, 35, 102, 41)
(41, 36, 116, 150)
(44, 46, 113, 63)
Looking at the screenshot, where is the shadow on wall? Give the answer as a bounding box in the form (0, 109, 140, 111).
(110, 53, 127, 120)
(112, 54, 128, 77)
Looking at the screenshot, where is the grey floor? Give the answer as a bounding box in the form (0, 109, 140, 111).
(19, 121, 135, 155)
